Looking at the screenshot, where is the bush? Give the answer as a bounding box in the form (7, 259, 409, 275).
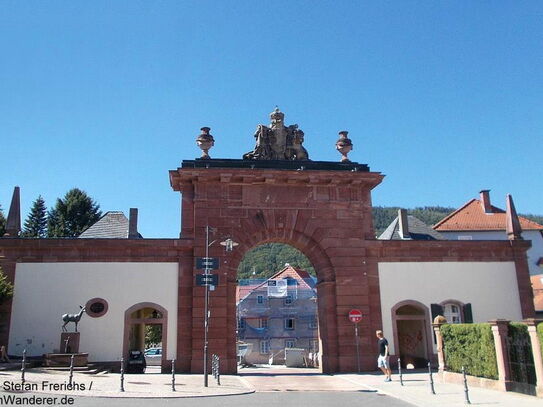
(441, 323, 498, 379)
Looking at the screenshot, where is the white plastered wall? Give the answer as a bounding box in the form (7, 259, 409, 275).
(8, 263, 178, 362)
(378, 261, 522, 354)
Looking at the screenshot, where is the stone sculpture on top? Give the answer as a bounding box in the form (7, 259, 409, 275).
(243, 107, 309, 161)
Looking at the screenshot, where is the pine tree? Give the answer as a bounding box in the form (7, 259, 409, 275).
(47, 188, 102, 237)
(0, 204, 5, 237)
(22, 196, 48, 238)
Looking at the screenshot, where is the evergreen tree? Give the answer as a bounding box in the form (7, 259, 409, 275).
(47, 188, 102, 237)
(22, 195, 48, 238)
(0, 204, 5, 237)
(0, 266, 13, 304)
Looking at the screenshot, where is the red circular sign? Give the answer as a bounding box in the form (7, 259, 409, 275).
(349, 309, 363, 323)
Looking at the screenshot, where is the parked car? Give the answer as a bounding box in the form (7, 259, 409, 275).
(144, 347, 162, 366)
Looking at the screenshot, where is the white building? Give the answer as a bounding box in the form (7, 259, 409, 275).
(434, 190, 543, 276)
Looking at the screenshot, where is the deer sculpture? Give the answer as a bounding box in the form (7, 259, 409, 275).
(62, 306, 86, 332)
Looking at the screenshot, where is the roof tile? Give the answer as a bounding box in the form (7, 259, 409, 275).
(434, 199, 543, 231)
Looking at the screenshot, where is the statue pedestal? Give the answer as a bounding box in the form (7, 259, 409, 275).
(45, 332, 88, 367)
(60, 332, 80, 354)
(43, 353, 88, 367)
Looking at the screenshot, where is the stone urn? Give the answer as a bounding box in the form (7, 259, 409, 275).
(196, 127, 215, 159)
(335, 131, 353, 162)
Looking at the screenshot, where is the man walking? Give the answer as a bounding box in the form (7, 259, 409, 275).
(376, 330, 391, 382)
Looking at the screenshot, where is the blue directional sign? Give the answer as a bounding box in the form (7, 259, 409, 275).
(196, 257, 219, 270)
(196, 274, 219, 286)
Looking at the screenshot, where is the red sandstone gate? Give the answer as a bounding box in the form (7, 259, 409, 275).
(170, 160, 385, 374)
(0, 112, 534, 374)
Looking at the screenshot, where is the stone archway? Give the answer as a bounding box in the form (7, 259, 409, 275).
(123, 302, 168, 372)
(391, 300, 433, 368)
(227, 232, 339, 374)
(170, 161, 385, 374)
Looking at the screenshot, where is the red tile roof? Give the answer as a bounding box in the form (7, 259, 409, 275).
(434, 199, 543, 232)
(236, 265, 315, 303)
(531, 274, 543, 311)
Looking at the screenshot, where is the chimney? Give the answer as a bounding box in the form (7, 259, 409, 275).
(505, 194, 523, 240)
(5, 186, 21, 237)
(128, 208, 139, 239)
(398, 209, 410, 239)
(480, 190, 492, 213)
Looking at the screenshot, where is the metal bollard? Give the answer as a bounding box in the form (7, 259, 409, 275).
(428, 361, 435, 395)
(462, 366, 471, 404)
(69, 354, 74, 386)
(211, 354, 220, 385)
(120, 357, 125, 392)
(216, 355, 220, 386)
(21, 349, 27, 385)
(398, 358, 403, 386)
(211, 354, 215, 379)
(171, 359, 176, 392)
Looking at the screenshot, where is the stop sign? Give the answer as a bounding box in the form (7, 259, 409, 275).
(349, 309, 363, 323)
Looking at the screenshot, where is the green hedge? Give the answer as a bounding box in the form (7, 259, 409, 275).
(441, 323, 498, 380)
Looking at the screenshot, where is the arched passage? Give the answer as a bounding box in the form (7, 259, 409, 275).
(223, 231, 339, 374)
(236, 242, 321, 369)
(123, 302, 168, 372)
(391, 300, 433, 368)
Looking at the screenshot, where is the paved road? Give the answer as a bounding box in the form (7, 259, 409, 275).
(7, 392, 414, 407)
(239, 365, 364, 392)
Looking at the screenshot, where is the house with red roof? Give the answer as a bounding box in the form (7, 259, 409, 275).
(236, 265, 319, 366)
(434, 190, 543, 276)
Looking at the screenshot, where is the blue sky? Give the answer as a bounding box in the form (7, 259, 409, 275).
(1, 1, 542, 237)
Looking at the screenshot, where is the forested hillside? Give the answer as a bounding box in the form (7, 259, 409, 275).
(238, 243, 315, 279)
(238, 207, 543, 279)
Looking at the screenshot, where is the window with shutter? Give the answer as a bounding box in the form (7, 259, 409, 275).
(443, 303, 462, 323)
(462, 303, 473, 323)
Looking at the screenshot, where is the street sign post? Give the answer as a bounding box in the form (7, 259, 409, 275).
(196, 274, 219, 287)
(196, 257, 219, 270)
(348, 309, 363, 373)
(349, 309, 363, 323)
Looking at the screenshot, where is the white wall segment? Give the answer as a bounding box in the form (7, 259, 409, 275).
(378, 261, 522, 354)
(8, 262, 178, 362)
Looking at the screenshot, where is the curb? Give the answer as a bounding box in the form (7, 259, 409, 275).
(15, 388, 256, 399)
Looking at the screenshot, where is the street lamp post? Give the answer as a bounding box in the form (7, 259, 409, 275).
(203, 226, 238, 387)
(203, 225, 211, 387)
